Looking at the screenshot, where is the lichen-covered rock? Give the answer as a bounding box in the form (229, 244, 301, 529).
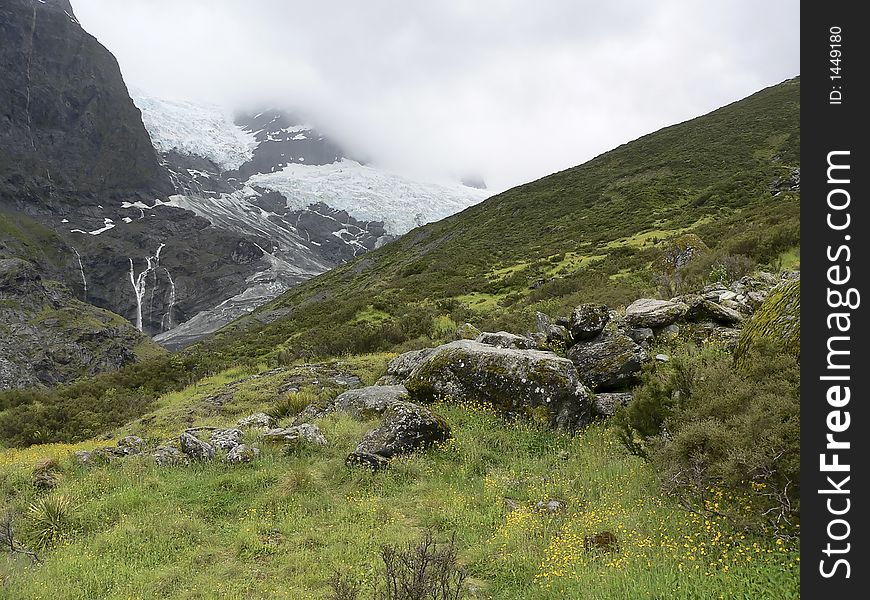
(476, 331, 537, 350)
(405, 340, 592, 431)
(117, 436, 146, 455)
(682, 297, 743, 325)
(454, 323, 481, 340)
(592, 392, 633, 417)
(152, 445, 187, 466)
(569, 304, 610, 342)
(736, 279, 800, 361)
(624, 299, 687, 328)
(377, 349, 436, 384)
(261, 424, 328, 447)
(225, 444, 260, 464)
(346, 401, 450, 470)
(534, 312, 570, 346)
(237, 412, 278, 430)
(179, 432, 215, 461)
(297, 385, 410, 422)
(657, 233, 710, 273)
(568, 332, 649, 391)
(210, 428, 243, 451)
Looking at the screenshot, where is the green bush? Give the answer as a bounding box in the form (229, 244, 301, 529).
(616, 341, 800, 536)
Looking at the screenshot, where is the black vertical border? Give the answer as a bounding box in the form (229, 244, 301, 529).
(802, 2, 868, 597)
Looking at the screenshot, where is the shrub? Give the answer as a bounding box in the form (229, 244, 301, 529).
(616, 341, 800, 536)
(27, 495, 75, 549)
(377, 530, 467, 600)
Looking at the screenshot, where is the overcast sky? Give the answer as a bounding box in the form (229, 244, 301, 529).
(73, 0, 799, 191)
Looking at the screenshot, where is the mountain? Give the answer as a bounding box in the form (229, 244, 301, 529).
(189, 77, 800, 365)
(0, 0, 488, 355)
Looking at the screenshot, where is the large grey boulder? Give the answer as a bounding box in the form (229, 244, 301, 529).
(346, 401, 451, 470)
(405, 340, 592, 431)
(179, 432, 215, 461)
(624, 299, 687, 328)
(568, 332, 649, 391)
(297, 385, 411, 421)
(378, 349, 436, 384)
(569, 304, 610, 342)
(476, 331, 537, 350)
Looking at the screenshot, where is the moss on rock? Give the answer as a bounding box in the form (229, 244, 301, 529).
(736, 278, 800, 362)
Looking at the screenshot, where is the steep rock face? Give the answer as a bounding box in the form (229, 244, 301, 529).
(0, 257, 163, 390)
(0, 0, 169, 197)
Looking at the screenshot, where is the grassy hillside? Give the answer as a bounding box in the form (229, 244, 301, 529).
(0, 357, 799, 599)
(193, 77, 799, 366)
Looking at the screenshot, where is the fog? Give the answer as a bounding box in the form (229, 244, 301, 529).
(73, 0, 799, 191)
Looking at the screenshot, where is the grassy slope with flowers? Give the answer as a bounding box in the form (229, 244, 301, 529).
(1, 355, 798, 599)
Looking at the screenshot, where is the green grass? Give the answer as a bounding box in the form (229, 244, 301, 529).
(0, 398, 798, 599)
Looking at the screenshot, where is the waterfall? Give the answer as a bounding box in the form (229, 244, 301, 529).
(161, 267, 177, 331)
(72, 247, 87, 298)
(128, 243, 165, 332)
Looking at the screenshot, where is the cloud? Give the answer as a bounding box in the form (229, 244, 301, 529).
(73, 0, 799, 190)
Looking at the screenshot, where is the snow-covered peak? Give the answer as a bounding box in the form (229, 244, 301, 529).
(131, 92, 258, 171)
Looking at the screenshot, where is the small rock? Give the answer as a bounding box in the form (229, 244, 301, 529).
(237, 412, 277, 430)
(225, 444, 260, 464)
(118, 436, 145, 452)
(656, 324, 680, 340)
(378, 349, 436, 384)
(179, 432, 215, 461)
(454, 323, 481, 340)
(210, 428, 243, 451)
(535, 499, 567, 513)
(261, 423, 328, 447)
(298, 385, 410, 421)
(152, 445, 187, 467)
(557, 450, 570, 461)
(655, 354, 670, 362)
(503, 498, 521, 512)
(718, 290, 738, 302)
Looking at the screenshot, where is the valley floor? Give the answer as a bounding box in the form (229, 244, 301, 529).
(0, 357, 798, 600)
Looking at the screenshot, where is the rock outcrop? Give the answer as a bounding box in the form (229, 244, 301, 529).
(568, 332, 649, 391)
(406, 340, 592, 431)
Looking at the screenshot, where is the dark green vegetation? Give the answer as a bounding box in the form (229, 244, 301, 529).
(196, 77, 800, 366)
(616, 340, 800, 536)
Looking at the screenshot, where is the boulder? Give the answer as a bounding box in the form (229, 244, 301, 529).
(405, 340, 592, 431)
(624, 299, 687, 328)
(346, 401, 450, 470)
(685, 298, 743, 325)
(378, 349, 436, 384)
(297, 385, 410, 421)
(476, 331, 537, 350)
(736, 279, 800, 362)
(535, 312, 571, 345)
(210, 428, 243, 451)
(568, 332, 649, 391)
(592, 392, 633, 417)
(569, 304, 610, 342)
(225, 444, 260, 464)
(261, 423, 328, 447)
(237, 412, 277, 430)
(152, 445, 187, 467)
(179, 432, 215, 461)
(454, 323, 481, 340)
